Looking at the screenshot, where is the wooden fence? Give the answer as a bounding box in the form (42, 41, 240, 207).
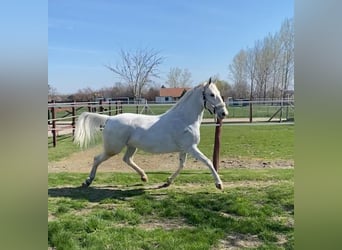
(48, 100, 124, 147)
(48, 99, 294, 147)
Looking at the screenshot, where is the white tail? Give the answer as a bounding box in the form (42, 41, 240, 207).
(74, 112, 109, 148)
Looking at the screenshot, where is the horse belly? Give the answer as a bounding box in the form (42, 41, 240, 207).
(128, 131, 178, 153)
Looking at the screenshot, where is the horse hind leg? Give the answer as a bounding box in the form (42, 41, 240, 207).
(123, 146, 148, 182)
(164, 152, 187, 187)
(82, 152, 112, 187)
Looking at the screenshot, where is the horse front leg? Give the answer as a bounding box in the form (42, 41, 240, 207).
(82, 152, 111, 187)
(164, 152, 187, 187)
(187, 145, 223, 190)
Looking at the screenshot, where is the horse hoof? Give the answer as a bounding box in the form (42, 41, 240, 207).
(81, 182, 89, 188)
(159, 183, 170, 188)
(166, 178, 172, 185)
(215, 183, 223, 190)
(141, 176, 148, 182)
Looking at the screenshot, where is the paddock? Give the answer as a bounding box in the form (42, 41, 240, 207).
(48, 123, 294, 249)
(48, 83, 294, 249)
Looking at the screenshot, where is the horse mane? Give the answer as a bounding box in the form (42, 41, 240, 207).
(163, 83, 205, 114)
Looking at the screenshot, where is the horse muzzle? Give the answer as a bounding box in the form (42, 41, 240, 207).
(214, 104, 228, 120)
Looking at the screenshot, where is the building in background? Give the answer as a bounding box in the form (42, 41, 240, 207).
(155, 86, 190, 103)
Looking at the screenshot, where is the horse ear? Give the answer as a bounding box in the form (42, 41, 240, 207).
(208, 77, 212, 85)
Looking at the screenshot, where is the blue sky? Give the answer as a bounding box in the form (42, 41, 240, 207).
(49, 0, 293, 94)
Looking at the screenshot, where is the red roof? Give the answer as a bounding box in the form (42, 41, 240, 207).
(160, 88, 190, 97)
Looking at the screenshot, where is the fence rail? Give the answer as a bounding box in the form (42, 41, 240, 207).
(48, 99, 294, 147)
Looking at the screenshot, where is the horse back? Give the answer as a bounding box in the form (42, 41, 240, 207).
(103, 113, 198, 153)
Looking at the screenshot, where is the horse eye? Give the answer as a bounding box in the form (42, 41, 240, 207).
(210, 94, 215, 97)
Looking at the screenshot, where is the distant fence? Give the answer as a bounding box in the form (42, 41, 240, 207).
(48, 99, 294, 147)
(48, 100, 124, 147)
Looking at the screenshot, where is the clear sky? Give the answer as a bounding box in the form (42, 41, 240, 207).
(48, 0, 293, 94)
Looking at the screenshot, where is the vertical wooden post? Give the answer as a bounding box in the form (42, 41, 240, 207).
(72, 101, 76, 136)
(279, 98, 283, 123)
(48, 105, 51, 125)
(51, 100, 57, 147)
(213, 118, 222, 172)
(249, 101, 253, 123)
(99, 100, 103, 113)
(88, 102, 91, 112)
(108, 101, 112, 116)
(115, 101, 118, 115)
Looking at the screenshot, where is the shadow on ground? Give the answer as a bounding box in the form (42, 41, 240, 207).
(48, 186, 148, 202)
(48, 183, 170, 202)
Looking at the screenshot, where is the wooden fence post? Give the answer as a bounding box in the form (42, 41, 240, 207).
(108, 101, 112, 116)
(72, 101, 76, 136)
(48, 105, 51, 125)
(88, 102, 91, 112)
(212, 118, 222, 172)
(249, 101, 253, 123)
(99, 100, 103, 113)
(51, 100, 57, 147)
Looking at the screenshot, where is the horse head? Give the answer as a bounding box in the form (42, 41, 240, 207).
(202, 77, 228, 120)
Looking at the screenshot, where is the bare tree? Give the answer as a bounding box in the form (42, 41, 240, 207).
(214, 78, 232, 100)
(245, 46, 259, 122)
(228, 49, 249, 98)
(166, 67, 193, 87)
(73, 87, 96, 102)
(48, 84, 58, 101)
(279, 18, 294, 98)
(269, 32, 282, 101)
(228, 18, 294, 102)
(144, 86, 160, 101)
(254, 36, 274, 100)
(106, 48, 164, 101)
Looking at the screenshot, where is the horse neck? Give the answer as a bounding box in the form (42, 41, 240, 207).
(166, 87, 204, 124)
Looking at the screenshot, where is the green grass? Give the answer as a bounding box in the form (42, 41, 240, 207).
(48, 134, 82, 162)
(48, 124, 293, 249)
(48, 169, 294, 249)
(49, 124, 294, 162)
(200, 124, 294, 160)
(229, 105, 294, 119)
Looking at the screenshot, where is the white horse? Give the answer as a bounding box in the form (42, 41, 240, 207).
(74, 78, 228, 189)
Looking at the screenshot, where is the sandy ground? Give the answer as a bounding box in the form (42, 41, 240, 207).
(48, 145, 293, 173)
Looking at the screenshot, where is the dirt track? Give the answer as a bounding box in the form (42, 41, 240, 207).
(48, 145, 293, 174)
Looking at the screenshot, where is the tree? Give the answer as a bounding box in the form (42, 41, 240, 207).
(278, 18, 294, 98)
(245, 46, 259, 122)
(269, 32, 282, 101)
(228, 17, 294, 101)
(48, 84, 58, 101)
(73, 87, 96, 102)
(106, 48, 164, 101)
(215, 79, 232, 100)
(166, 67, 192, 87)
(254, 36, 274, 100)
(228, 49, 249, 98)
(144, 86, 160, 101)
